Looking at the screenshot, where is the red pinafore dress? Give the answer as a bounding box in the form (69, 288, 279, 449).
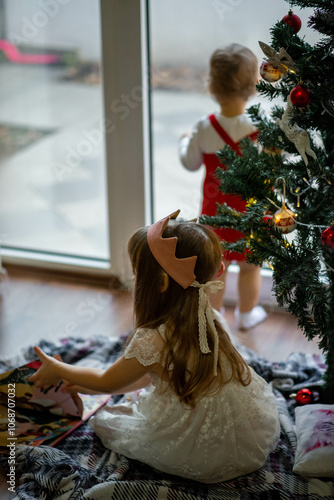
(201, 114, 258, 262)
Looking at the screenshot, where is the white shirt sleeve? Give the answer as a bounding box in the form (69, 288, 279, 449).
(124, 328, 165, 367)
(178, 123, 204, 171)
(178, 113, 257, 171)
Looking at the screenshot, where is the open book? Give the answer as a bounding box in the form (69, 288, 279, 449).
(0, 356, 110, 451)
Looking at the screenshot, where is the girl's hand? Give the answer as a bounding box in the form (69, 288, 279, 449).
(28, 346, 62, 388)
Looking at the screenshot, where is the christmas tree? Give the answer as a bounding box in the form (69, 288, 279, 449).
(200, 0, 334, 397)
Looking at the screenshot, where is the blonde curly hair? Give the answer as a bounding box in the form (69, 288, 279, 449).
(209, 43, 258, 101)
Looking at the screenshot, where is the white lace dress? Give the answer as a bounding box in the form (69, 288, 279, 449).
(89, 319, 280, 483)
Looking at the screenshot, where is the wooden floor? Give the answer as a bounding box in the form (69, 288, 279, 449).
(0, 268, 323, 499)
(0, 268, 322, 362)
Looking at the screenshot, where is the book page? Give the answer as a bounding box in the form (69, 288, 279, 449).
(0, 357, 110, 449)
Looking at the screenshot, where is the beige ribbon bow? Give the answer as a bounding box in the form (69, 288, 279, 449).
(191, 280, 225, 376)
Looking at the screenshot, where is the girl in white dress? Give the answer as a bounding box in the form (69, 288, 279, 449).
(29, 210, 280, 483)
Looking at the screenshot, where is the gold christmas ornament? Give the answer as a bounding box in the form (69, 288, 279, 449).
(260, 60, 283, 82)
(274, 206, 297, 233)
(258, 41, 296, 75)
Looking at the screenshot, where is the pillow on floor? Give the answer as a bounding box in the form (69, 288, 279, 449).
(293, 404, 334, 477)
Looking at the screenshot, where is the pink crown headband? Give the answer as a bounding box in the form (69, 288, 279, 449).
(147, 209, 197, 289)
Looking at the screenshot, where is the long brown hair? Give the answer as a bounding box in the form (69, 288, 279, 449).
(128, 220, 251, 408)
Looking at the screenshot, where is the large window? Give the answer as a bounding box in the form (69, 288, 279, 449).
(0, 0, 151, 278)
(148, 1, 317, 304)
(0, 0, 109, 260)
(149, 0, 318, 221)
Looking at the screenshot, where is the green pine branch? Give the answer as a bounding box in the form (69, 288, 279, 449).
(309, 9, 334, 38)
(288, 0, 334, 11)
(200, 0, 334, 391)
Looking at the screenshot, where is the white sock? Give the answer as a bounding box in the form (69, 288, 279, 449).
(234, 305, 267, 330)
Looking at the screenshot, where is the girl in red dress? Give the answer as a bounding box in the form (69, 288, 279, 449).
(178, 44, 267, 329)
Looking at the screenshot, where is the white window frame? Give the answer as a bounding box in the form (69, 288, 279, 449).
(1, 0, 152, 282)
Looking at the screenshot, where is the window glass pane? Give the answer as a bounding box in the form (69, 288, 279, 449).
(149, 0, 318, 221)
(0, 0, 109, 260)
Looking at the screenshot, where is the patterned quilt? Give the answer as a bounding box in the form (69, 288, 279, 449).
(1, 334, 333, 500)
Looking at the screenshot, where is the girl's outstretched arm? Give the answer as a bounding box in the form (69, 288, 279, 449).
(62, 376, 152, 395)
(28, 345, 152, 394)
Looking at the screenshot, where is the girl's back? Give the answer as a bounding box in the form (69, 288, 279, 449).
(30, 210, 280, 483)
(91, 313, 279, 483)
(90, 213, 279, 482)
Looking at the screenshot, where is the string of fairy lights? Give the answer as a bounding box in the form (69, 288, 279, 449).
(245, 177, 334, 272)
(263, 177, 330, 232)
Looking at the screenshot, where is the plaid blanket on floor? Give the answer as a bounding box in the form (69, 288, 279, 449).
(1, 335, 333, 500)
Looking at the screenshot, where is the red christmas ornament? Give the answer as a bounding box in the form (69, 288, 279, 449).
(296, 388, 313, 405)
(321, 225, 334, 250)
(290, 388, 320, 405)
(282, 10, 302, 33)
(290, 85, 312, 107)
(262, 215, 273, 227)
